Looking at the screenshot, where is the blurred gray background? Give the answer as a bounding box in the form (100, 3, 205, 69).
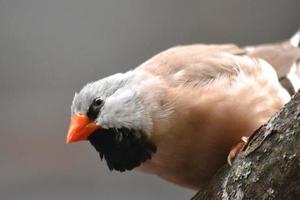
(0, 0, 299, 199)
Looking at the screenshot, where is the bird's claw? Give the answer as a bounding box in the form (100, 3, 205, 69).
(227, 136, 249, 166)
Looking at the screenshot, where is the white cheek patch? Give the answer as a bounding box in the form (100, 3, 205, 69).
(96, 89, 153, 135)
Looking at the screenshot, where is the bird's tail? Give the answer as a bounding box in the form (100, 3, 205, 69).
(284, 29, 300, 95)
(246, 29, 300, 96)
(290, 28, 300, 48)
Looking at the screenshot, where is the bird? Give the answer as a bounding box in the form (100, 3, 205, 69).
(66, 30, 300, 190)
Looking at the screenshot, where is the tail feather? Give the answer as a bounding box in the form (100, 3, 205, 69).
(245, 28, 300, 96)
(290, 29, 300, 48)
(285, 28, 300, 94)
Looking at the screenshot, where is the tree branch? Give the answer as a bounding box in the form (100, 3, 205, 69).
(191, 91, 300, 200)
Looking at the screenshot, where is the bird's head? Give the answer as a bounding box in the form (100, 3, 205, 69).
(66, 72, 157, 172)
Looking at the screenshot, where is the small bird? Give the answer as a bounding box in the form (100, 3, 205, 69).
(66, 30, 300, 190)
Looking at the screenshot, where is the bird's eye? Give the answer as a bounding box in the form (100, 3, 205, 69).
(87, 98, 104, 120)
(93, 98, 103, 107)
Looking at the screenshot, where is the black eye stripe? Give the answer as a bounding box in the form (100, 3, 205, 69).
(87, 98, 104, 120)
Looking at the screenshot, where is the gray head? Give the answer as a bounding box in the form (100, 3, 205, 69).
(67, 71, 156, 172)
(71, 71, 153, 131)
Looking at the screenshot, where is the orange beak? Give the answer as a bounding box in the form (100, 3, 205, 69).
(66, 114, 100, 144)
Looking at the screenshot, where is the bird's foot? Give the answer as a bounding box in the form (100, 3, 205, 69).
(227, 136, 249, 166)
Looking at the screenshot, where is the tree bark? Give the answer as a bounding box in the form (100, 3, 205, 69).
(191, 91, 300, 200)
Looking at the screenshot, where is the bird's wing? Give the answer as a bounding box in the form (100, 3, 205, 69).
(138, 44, 246, 85)
(138, 31, 300, 91)
(244, 30, 300, 93)
(137, 43, 281, 91)
(245, 40, 300, 79)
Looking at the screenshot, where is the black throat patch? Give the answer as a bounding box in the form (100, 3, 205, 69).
(88, 127, 157, 172)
